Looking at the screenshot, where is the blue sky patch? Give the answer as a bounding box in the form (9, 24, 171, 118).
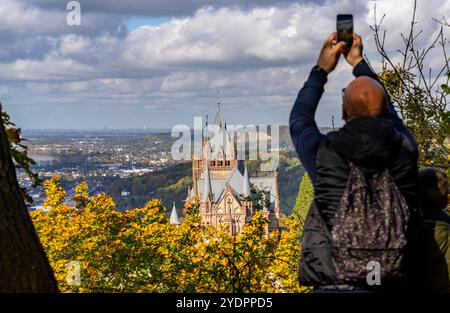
(127, 16, 172, 31)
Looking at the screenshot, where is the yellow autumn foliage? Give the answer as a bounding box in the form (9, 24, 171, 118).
(31, 177, 310, 293)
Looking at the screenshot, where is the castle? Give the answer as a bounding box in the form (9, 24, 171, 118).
(184, 103, 280, 235)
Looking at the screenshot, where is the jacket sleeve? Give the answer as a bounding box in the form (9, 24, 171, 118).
(353, 60, 418, 156)
(289, 68, 327, 185)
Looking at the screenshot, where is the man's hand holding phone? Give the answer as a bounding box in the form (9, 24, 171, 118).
(343, 33, 364, 68)
(316, 32, 346, 74)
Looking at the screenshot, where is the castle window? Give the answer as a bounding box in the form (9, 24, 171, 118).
(211, 161, 216, 166)
(218, 161, 223, 166)
(225, 161, 230, 166)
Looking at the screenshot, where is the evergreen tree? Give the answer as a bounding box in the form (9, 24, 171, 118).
(292, 173, 314, 225)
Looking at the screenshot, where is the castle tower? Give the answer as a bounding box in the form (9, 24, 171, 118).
(242, 166, 251, 197)
(200, 162, 214, 225)
(271, 170, 280, 230)
(241, 165, 253, 223)
(202, 162, 213, 202)
(192, 100, 237, 195)
(188, 98, 280, 235)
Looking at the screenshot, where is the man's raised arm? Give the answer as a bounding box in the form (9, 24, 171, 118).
(289, 33, 346, 184)
(346, 34, 418, 153)
(289, 67, 326, 185)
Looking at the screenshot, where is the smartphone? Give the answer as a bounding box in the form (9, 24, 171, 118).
(337, 14, 353, 48)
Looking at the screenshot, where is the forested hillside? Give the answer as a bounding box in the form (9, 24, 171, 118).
(104, 148, 304, 216)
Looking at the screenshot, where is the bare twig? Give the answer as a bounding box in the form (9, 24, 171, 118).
(369, 0, 449, 168)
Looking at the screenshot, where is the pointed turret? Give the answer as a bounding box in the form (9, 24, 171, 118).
(185, 186, 191, 202)
(170, 202, 180, 225)
(205, 115, 209, 139)
(202, 162, 213, 202)
(214, 92, 224, 128)
(242, 165, 251, 197)
(203, 138, 212, 160)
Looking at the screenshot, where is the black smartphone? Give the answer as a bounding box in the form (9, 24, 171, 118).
(337, 14, 353, 48)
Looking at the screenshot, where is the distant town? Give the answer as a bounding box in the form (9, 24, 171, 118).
(18, 129, 179, 211)
(17, 126, 326, 215)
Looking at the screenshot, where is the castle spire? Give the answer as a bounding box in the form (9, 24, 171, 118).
(170, 202, 180, 225)
(217, 90, 221, 111)
(242, 165, 251, 197)
(202, 162, 213, 202)
(214, 91, 224, 128)
(205, 114, 209, 139)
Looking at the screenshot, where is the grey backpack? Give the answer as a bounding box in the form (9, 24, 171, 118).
(330, 163, 410, 283)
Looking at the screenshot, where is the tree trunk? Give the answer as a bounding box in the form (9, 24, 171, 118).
(0, 105, 58, 292)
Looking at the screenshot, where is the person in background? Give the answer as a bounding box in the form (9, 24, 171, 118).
(419, 167, 450, 293)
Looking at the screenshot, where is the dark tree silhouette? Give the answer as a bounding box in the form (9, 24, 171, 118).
(0, 104, 58, 292)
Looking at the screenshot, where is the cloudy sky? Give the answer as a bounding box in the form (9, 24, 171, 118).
(0, 0, 449, 129)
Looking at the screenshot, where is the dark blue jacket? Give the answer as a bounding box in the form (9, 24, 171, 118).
(289, 60, 418, 185)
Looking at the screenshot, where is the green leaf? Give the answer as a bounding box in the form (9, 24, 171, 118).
(440, 84, 450, 95)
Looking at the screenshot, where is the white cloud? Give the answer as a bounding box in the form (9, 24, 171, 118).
(0, 54, 95, 81)
(59, 35, 91, 55)
(0, 0, 64, 34)
(1, 0, 449, 128)
(120, 4, 337, 68)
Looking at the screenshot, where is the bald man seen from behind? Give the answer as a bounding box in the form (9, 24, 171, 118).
(289, 33, 422, 293)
